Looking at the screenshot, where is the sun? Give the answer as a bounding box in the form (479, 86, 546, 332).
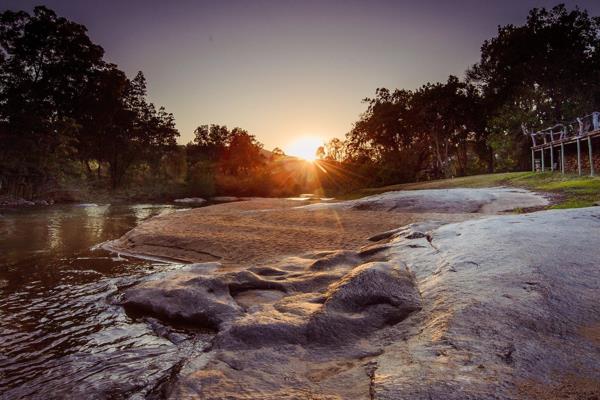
(285, 136, 323, 162)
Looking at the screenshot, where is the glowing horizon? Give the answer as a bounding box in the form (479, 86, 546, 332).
(284, 136, 324, 161)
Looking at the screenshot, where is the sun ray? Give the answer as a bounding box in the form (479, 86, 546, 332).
(285, 137, 323, 161)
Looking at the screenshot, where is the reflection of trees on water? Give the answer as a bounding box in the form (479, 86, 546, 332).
(0, 205, 177, 268)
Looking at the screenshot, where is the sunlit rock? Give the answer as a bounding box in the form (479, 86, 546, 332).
(173, 197, 206, 204)
(299, 187, 548, 213)
(210, 196, 239, 202)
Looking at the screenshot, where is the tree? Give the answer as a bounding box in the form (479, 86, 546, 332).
(103, 71, 178, 188)
(467, 5, 600, 170)
(271, 147, 285, 160)
(0, 6, 179, 191)
(0, 6, 105, 181)
(323, 138, 346, 162)
(221, 128, 264, 175)
(412, 76, 488, 178)
(191, 124, 231, 161)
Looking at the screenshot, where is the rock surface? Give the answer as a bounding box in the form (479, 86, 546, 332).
(300, 187, 548, 213)
(210, 196, 240, 202)
(173, 197, 206, 205)
(372, 208, 600, 399)
(120, 206, 600, 399)
(105, 197, 471, 265)
(106, 188, 547, 266)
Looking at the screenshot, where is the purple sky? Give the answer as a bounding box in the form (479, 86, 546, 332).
(3, 1, 600, 153)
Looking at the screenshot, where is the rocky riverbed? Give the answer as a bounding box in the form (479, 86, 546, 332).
(107, 188, 600, 399)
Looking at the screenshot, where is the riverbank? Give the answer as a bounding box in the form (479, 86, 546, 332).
(353, 171, 600, 209)
(104, 188, 547, 267)
(99, 187, 600, 399)
(137, 208, 598, 399)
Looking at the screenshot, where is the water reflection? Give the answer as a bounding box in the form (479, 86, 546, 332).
(0, 203, 208, 399)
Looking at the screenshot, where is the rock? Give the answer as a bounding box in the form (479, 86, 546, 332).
(160, 255, 421, 399)
(368, 227, 408, 242)
(213, 261, 420, 350)
(371, 207, 600, 399)
(307, 262, 421, 344)
(121, 271, 243, 330)
(210, 196, 239, 202)
(217, 307, 309, 348)
(322, 262, 419, 315)
(308, 250, 361, 271)
(115, 198, 600, 399)
(173, 197, 206, 205)
(8, 198, 35, 207)
(299, 187, 548, 214)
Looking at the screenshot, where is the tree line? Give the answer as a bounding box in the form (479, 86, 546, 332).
(0, 6, 179, 196)
(3, 5, 600, 199)
(0, 6, 292, 200)
(317, 5, 600, 187)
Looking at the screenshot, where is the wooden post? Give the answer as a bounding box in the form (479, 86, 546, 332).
(541, 147, 545, 172)
(589, 136, 594, 176)
(577, 138, 582, 176)
(560, 143, 565, 174)
(550, 144, 554, 171)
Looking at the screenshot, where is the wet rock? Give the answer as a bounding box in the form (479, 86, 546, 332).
(307, 262, 421, 344)
(215, 260, 421, 350)
(121, 272, 243, 330)
(119, 206, 600, 399)
(368, 221, 446, 242)
(368, 227, 408, 242)
(210, 196, 239, 202)
(405, 231, 426, 239)
(0, 197, 35, 206)
(217, 308, 309, 348)
(173, 197, 206, 205)
(233, 289, 287, 312)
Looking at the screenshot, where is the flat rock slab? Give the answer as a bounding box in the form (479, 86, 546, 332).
(300, 187, 548, 213)
(131, 207, 600, 399)
(105, 188, 547, 266)
(173, 197, 206, 204)
(373, 207, 600, 399)
(105, 197, 471, 266)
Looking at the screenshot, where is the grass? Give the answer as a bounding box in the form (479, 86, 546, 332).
(350, 171, 600, 209)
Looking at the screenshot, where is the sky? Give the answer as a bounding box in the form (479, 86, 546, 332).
(3, 0, 600, 155)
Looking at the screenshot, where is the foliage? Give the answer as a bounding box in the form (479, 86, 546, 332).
(4, 5, 600, 200)
(321, 5, 600, 190)
(0, 6, 179, 195)
(468, 5, 600, 169)
(325, 77, 490, 187)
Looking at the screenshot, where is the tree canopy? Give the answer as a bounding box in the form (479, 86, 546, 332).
(323, 4, 600, 185)
(3, 5, 600, 199)
(0, 6, 179, 192)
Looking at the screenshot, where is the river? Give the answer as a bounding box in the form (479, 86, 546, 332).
(0, 204, 211, 399)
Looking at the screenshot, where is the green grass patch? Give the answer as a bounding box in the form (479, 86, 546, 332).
(353, 171, 600, 209)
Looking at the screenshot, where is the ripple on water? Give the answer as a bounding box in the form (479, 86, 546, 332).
(0, 204, 212, 399)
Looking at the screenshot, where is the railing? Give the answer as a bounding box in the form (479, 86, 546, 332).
(523, 111, 600, 147)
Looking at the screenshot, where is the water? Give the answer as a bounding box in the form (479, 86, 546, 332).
(0, 204, 210, 399)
